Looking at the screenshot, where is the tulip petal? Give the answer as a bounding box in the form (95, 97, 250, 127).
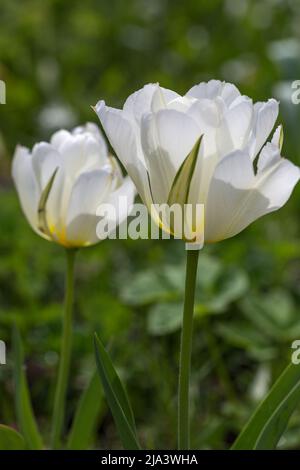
(205, 149, 300, 242)
(66, 169, 113, 246)
(50, 130, 72, 150)
(205, 150, 255, 241)
(59, 134, 107, 176)
(31, 142, 61, 190)
(12, 145, 40, 233)
(218, 96, 254, 155)
(95, 101, 153, 208)
(37, 167, 58, 238)
(186, 80, 240, 105)
(257, 142, 280, 172)
(140, 109, 201, 203)
(250, 99, 279, 159)
(96, 176, 136, 239)
(123, 84, 178, 123)
(31, 142, 67, 234)
(167, 135, 203, 206)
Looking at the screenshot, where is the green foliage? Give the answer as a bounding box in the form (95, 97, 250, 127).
(0, 0, 300, 451)
(122, 254, 249, 335)
(67, 370, 104, 450)
(94, 334, 140, 450)
(0, 425, 26, 450)
(13, 328, 43, 450)
(232, 363, 300, 449)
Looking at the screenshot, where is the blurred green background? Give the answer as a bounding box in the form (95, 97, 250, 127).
(0, 0, 300, 449)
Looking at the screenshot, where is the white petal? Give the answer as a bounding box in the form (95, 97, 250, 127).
(66, 168, 113, 245)
(97, 176, 136, 239)
(255, 158, 300, 211)
(249, 99, 279, 159)
(59, 134, 108, 177)
(50, 130, 72, 150)
(205, 150, 300, 242)
(123, 84, 179, 123)
(187, 99, 220, 165)
(186, 80, 240, 105)
(140, 109, 201, 203)
(205, 150, 255, 242)
(31, 142, 65, 233)
(166, 95, 197, 113)
(31, 142, 61, 190)
(217, 96, 254, 155)
(12, 145, 40, 233)
(95, 101, 153, 208)
(257, 142, 280, 172)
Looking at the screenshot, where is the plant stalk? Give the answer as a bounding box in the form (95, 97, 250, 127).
(178, 248, 199, 450)
(51, 248, 76, 449)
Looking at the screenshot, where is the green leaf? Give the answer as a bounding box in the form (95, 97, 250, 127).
(147, 302, 183, 336)
(94, 334, 140, 450)
(0, 425, 26, 450)
(13, 328, 43, 450)
(37, 168, 58, 236)
(120, 269, 175, 306)
(232, 363, 300, 449)
(67, 369, 104, 450)
(278, 124, 284, 151)
(167, 135, 203, 206)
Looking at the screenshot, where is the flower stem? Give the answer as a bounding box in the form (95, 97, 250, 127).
(51, 248, 77, 449)
(178, 248, 199, 450)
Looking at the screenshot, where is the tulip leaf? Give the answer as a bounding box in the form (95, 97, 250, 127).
(279, 125, 284, 151)
(67, 369, 105, 450)
(167, 135, 203, 206)
(13, 328, 43, 450)
(37, 168, 58, 236)
(0, 425, 26, 450)
(94, 333, 140, 450)
(232, 363, 300, 449)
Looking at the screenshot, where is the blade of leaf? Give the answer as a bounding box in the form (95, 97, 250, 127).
(279, 125, 284, 151)
(167, 135, 203, 206)
(37, 167, 58, 236)
(94, 334, 140, 450)
(13, 328, 43, 450)
(67, 369, 105, 450)
(0, 425, 26, 450)
(232, 363, 300, 450)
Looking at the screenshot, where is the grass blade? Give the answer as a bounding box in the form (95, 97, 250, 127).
(67, 369, 104, 450)
(232, 363, 300, 449)
(94, 333, 140, 450)
(13, 328, 43, 450)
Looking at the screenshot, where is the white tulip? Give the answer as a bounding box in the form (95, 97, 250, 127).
(95, 81, 300, 244)
(12, 122, 135, 247)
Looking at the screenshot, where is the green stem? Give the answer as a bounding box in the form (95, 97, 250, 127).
(51, 248, 76, 449)
(178, 248, 199, 450)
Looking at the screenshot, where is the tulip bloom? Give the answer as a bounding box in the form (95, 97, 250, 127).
(95, 81, 300, 244)
(95, 81, 300, 450)
(12, 123, 135, 248)
(12, 122, 135, 449)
